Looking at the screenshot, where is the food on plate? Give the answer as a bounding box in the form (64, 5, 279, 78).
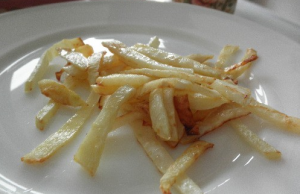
(22, 36, 300, 193)
(24, 38, 84, 92)
(38, 79, 87, 107)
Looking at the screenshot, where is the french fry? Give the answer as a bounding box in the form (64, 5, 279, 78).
(230, 119, 281, 159)
(22, 91, 100, 163)
(149, 88, 172, 141)
(224, 49, 258, 79)
(74, 44, 94, 58)
(215, 45, 239, 69)
(25, 38, 84, 92)
(87, 52, 105, 85)
(162, 88, 185, 144)
(102, 41, 194, 74)
(24, 36, 300, 194)
(35, 76, 78, 130)
(38, 79, 87, 107)
(112, 111, 148, 131)
(160, 140, 213, 194)
(74, 85, 136, 176)
(192, 103, 250, 136)
(96, 74, 152, 88)
(121, 68, 216, 85)
(131, 120, 204, 194)
(185, 54, 214, 63)
(91, 84, 120, 95)
(35, 100, 61, 131)
(131, 43, 222, 78)
(246, 98, 300, 133)
(101, 52, 125, 70)
(179, 133, 201, 145)
(174, 94, 195, 131)
(136, 78, 220, 98)
(59, 50, 89, 71)
(192, 108, 217, 122)
(188, 92, 229, 111)
(210, 79, 251, 106)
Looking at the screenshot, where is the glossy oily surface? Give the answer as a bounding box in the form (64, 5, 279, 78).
(1, 1, 300, 194)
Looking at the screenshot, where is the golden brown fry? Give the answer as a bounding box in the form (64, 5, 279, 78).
(121, 68, 216, 85)
(224, 49, 258, 79)
(87, 52, 105, 85)
(246, 98, 300, 133)
(74, 44, 94, 58)
(149, 88, 172, 141)
(25, 38, 84, 92)
(38, 79, 86, 107)
(215, 45, 239, 69)
(22, 91, 100, 163)
(131, 43, 222, 78)
(136, 78, 219, 98)
(102, 41, 194, 74)
(160, 141, 213, 194)
(35, 100, 61, 131)
(185, 54, 214, 63)
(230, 119, 281, 159)
(96, 74, 152, 88)
(131, 120, 204, 194)
(193, 103, 250, 136)
(74, 85, 136, 176)
(174, 95, 195, 132)
(210, 79, 251, 106)
(35, 76, 78, 130)
(188, 92, 229, 111)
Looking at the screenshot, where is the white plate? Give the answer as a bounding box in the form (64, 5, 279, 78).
(1, 1, 300, 194)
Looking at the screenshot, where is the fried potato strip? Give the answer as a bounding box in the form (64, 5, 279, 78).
(22, 91, 100, 163)
(131, 120, 204, 194)
(25, 38, 84, 92)
(160, 141, 213, 194)
(74, 85, 136, 176)
(230, 119, 281, 159)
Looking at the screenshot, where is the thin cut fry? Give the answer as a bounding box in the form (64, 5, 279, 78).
(87, 52, 105, 85)
(136, 78, 220, 98)
(132, 43, 222, 78)
(74, 85, 136, 176)
(102, 41, 194, 74)
(188, 92, 229, 111)
(149, 88, 172, 141)
(210, 79, 251, 106)
(215, 45, 239, 69)
(131, 120, 204, 194)
(38, 79, 87, 107)
(112, 111, 148, 131)
(192, 103, 250, 136)
(185, 54, 214, 63)
(74, 44, 94, 58)
(35, 100, 61, 131)
(121, 68, 216, 85)
(25, 38, 84, 92)
(224, 48, 257, 79)
(21, 91, 100, 163)
(246, 98, 300, 133)
(35, 76, 77, 130)
(174, 95, 195, 130)
(96, 74, 152, 88)
(230, 119, 281, 159)
(160, 140, 213, 194)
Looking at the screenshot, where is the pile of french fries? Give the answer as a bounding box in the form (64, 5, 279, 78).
(21, 36, 300, 194)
